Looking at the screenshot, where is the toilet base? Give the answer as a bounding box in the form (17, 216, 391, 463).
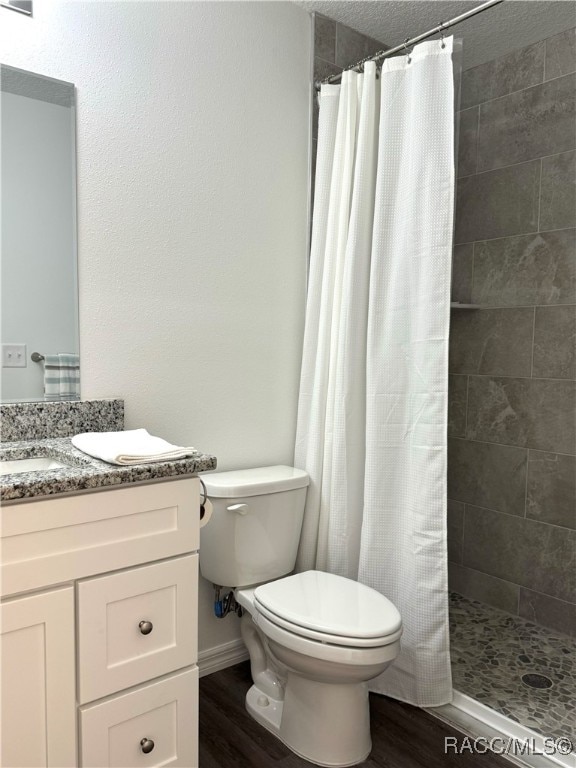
(245, 677, 372, 768)
(245, 684, 283, 735)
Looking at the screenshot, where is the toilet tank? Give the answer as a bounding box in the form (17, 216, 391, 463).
(200, 466, 309, 588)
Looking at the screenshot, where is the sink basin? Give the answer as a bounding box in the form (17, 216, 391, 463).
(0, 458, 71, 476)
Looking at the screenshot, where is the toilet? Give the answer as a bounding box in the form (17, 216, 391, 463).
(200, 466, 402, 768)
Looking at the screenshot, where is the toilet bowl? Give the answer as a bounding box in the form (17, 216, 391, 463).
(236, 571, 401, 767)
(200, 466, 403, 767)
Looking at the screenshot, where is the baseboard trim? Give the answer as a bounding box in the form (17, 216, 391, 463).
(198, 638, 249, 678)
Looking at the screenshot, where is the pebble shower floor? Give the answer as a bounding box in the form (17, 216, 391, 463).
(449, 592, 576, 743)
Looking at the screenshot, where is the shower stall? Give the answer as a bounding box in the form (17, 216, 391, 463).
(312, 7, 575, 765)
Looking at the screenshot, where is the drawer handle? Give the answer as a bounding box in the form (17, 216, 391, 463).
(140, 738, 155, 754)
(139, 620, 154, 635)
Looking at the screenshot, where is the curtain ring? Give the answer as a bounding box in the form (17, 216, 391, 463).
(439, 23, 446, 49)
(403, 38, 412, 64)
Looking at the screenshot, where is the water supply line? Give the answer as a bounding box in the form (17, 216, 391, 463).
(213, 585, 243, 619)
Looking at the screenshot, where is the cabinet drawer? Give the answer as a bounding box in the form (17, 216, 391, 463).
(80, 666, 198, 768)
(1, 478, 199, 597)
(78, 555, 197, 703)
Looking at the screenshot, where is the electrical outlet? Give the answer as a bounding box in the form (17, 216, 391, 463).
(2, 344, 27, 368)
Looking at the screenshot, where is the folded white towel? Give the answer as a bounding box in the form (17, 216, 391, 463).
(71, 429, 197, 466)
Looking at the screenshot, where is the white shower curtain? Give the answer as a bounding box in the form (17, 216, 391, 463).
(295, 39, 456, 706)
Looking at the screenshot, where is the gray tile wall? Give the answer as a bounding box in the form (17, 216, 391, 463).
(448, 27, 576, 638)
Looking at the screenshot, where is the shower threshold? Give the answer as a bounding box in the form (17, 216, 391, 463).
(430, 691, 574, 768)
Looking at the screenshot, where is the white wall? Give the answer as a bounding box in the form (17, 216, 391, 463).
(1, 91, 77, 401)
(0, 0, 312, 653)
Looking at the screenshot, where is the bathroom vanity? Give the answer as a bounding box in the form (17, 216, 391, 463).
(0, 403, 216, 768)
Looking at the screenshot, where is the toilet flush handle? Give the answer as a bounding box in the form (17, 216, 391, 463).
(227, 503, 249, 515)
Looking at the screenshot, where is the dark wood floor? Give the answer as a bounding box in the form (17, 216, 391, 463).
(199, 662, 514, 767)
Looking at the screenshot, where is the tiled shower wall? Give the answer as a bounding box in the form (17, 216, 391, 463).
(448, 27, 576, 637)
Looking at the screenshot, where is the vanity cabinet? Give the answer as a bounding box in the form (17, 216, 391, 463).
(0, 477, 200, 768)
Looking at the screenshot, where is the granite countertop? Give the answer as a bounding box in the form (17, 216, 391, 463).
(0, 437, 217, 503)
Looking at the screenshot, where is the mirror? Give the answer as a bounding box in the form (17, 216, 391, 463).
(1, 64, 79, 402)
(1, 1, 33, 15)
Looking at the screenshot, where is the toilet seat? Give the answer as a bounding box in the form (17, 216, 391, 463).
(255, 611, 401, 665)
(253, 570, 402, 649)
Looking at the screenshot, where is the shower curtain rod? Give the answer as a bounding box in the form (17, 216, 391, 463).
(315, 0, 504, 90)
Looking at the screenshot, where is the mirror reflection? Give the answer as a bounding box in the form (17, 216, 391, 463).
(1, 64, 79, 402)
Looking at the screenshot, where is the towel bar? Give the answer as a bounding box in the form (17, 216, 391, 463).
(31, 352, 45, 362)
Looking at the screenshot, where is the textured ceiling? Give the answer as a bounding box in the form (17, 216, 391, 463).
(295, 1, 576, 69)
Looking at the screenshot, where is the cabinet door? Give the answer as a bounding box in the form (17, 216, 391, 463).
(0, 586, 76, 767)
(77, 554, 198, 703)
(80, 667, 198, 768)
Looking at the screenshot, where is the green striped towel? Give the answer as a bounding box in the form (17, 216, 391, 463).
(44, 353, 80, 397)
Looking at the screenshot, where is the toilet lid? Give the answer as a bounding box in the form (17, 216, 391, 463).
(254, 571, 402, 641)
